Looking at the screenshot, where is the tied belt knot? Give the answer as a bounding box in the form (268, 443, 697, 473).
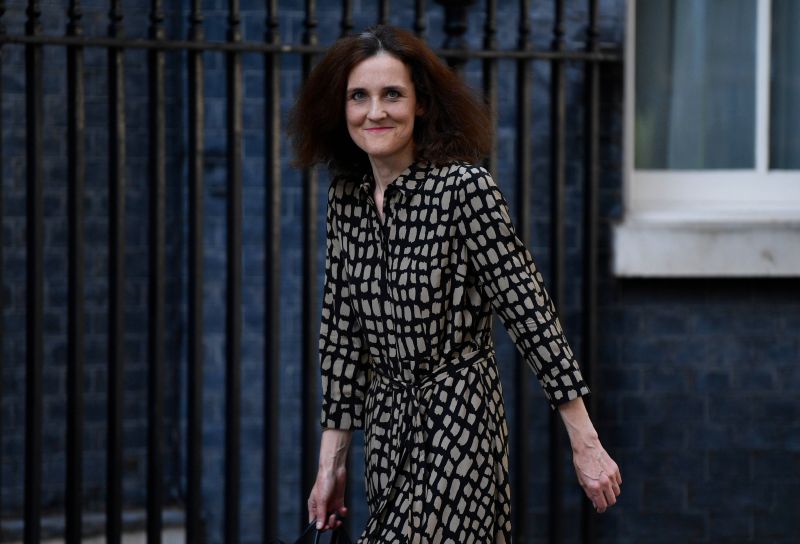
(362, 343, 494, 541)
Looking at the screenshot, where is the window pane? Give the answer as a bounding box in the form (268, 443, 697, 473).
(770, 0, 800, 169)
(635, 0, 756, 169)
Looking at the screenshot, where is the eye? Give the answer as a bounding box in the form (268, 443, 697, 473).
(386, 89, 401, 99)
(349, 90, 366, 101)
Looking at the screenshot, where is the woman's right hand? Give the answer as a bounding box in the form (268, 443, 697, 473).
(307, 465, 348, 531)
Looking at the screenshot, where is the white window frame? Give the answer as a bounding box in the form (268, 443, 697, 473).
(614, 0, 800, 277)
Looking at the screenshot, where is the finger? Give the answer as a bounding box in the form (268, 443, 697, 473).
(589, 489, 605, 513)
(602, 485, 617, 507)
(315, 499, 327, 529)
(330, 507, 345, 525)
(307, 497, 316, 524)
(605, 460, 621, 486)
(612, 481, 621, 497)
(327, 512, 337, 530)
(593, 488, 608, 511)
(595, 501, 606, 514)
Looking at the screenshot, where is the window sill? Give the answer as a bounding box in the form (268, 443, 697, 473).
(612, 212, 800, 277)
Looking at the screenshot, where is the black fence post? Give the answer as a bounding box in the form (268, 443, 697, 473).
(414, 0, 426, 38)
(225, 0, 244, 542)
(147, 0, 167, 541)
(300, 0, 320, 533)
(514, 0, 532, 541)
(482, 0, 497, 175)
(263, 0, 281, 539)
(434, 0, 475, 74)
(0, 0, 5, 535)
(548, 1, 568, 543)
(106, 2, 127, 542)
(340, 0, 352, 37)
(378, 0, 389, 25)
(65, 1, 86, 542)
(24, 0, 44, 541)
(186, 0, 205, 540)
(581, 1, 600, 542)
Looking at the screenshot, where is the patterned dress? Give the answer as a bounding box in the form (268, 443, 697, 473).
(318, 160, 590, 543)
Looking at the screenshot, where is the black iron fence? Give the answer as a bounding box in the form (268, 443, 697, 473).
(0, 0, 621, 542)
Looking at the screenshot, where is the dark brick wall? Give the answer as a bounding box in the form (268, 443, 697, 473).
(2, 0, 798, 543)
(594, 279, 800, 543)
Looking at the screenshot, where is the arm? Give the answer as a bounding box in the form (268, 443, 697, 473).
(319, 181, 370, 430)
(455, 165, 589, 407)
(308, 183, 370, 530)
(308, 429, 353, 530)
(559, 397, 622, 512)
(456, 165, 620, 509)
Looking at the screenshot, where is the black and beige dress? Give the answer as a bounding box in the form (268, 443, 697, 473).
(318, 160, 590, 543)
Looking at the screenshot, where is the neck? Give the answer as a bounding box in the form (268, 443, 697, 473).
(368, 152, 415, 193)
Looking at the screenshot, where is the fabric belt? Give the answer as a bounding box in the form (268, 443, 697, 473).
(362, 343, 495, 542)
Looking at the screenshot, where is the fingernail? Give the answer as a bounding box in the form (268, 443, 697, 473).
(316, 521, 323, 530)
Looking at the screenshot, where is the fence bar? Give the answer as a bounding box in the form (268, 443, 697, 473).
(66, 1, 86, 541)
(24, 0, 44, 541)
(263, 0, 280, 539)
(435, 0, 473, 74)
(482, 0, 497, 174)
(413, 0, 426, 37)
(340, 0, 352, 37)
(146, 0, 167, 541)
(548, 1, 568, 542)
(580, 1, 600, 542)
(378, 0, 389, 25)
(225, 0, 244, 541)
(0, 34, 621, 62)
(106, 1, 126, 541)
(300, 0, 319, 532)
(186, 1, 204, 541)
(0, 0, 5, 532)
(513, 0, 531, 540)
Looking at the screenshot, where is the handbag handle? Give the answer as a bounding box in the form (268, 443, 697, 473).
(269, 519, 354, 544)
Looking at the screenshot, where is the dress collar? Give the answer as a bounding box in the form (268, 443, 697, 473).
(358, 160, 430, 200)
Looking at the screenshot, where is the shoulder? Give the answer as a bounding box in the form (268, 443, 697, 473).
(326, 174, 363, 211)
(429, 160, 488, 179)
(430, 160, 498, 199)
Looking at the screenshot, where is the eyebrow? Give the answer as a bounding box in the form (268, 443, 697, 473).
(346, 85, 408, 94)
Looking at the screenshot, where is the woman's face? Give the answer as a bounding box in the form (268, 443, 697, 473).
(345, 53, 421, 167)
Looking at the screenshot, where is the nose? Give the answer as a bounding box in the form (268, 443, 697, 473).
(367, 98, 386, 121)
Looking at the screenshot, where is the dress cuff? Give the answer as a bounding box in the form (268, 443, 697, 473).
(319, 401, 364, 431)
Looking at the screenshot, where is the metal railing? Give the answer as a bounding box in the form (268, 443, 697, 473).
(0, 0, 621, 542)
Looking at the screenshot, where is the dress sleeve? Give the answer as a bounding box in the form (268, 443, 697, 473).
(455, 165, 590, 409)
(319, 182, 370, 430)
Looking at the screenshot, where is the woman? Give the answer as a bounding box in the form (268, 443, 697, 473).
(288, 24, 621, 543)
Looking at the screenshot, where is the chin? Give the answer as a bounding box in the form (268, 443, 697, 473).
(363, 148, 395, 159)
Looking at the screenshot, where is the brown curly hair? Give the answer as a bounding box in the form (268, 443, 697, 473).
(287, 24, 492, 179)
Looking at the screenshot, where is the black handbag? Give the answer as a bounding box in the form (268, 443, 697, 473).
(270, 520, 354, 544)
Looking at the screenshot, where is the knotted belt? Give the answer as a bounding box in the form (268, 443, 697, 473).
(361, 343, 495, 542)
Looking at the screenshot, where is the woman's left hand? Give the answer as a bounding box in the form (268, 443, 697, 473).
(557, 397, 621, 513)
(572, 438, 622, 513)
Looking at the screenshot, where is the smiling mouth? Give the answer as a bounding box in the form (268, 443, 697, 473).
(365, 127, 393, 132)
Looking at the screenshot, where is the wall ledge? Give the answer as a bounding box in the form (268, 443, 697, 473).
(612, 214, 800, 277)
